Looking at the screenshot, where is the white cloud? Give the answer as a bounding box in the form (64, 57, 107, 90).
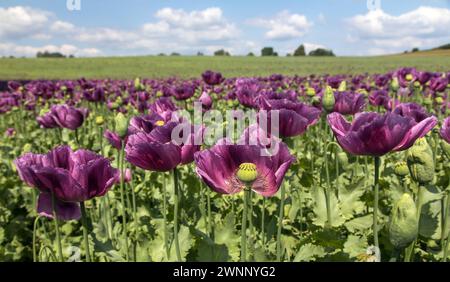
(248, 10, 312, 41)
(0, 6, 50, 39)
(347, 6, 450, 53)
(50, 21, 76, 33)
(0, 43, 102, 57)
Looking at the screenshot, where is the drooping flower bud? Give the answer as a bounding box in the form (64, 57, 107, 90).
(322, 86, 335, 112)
(407, 138, 435, 185)
(394, 161, 409, 178)
(337, 151, 349, 170)
(134, 77, 144, 91)
(389, 193, 418, 249)
(114, 112, 129, 138)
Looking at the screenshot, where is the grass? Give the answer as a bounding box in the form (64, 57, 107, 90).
(0, 53, 449, 80)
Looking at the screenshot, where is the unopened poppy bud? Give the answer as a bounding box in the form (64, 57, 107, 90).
(337, 151, 349, 170)
(134, 77, 144, 91)
(236, 162, 258, 184)
(95, 116, 104, 125)
(338, 81, 347, 92)
(391, 78, 399, 91)
(311, 96, 321, 107)
(441, 140, 450, 158)
(115, 112, 129, 138)
(407, 138, 435, 185)
(284, 204, 291, 216)
(306, 87, 316, 97)
(435, 97, 444, 105)
(394, 161, 409, 177)
(22, 143, 32, 153)
(389, 193, 418, 249)
(110, 102, 119, 110)
(322, 86, 335, 112)
(423, 97, 433, 105)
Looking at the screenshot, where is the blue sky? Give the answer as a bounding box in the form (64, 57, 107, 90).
(1, 0, 449, 57)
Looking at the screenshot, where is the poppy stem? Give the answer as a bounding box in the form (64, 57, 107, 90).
(441, 190, 450, 262)
(324, 140, 332, 228)
(207, 188, 212, 236)
(119, 141, 129, 261)
(173, 168, 182, 261)
(51, 192, 64, 262)
(32, 216, 42, 262)
(162, 172, 170, 260)
(80, 202, 91, 262)
(261, 197, 266, 246)
(373, 156, 380, 252)
(276, 182, 286, 262)
(241, 189, 250, 262)
(405, 183, 424, 262)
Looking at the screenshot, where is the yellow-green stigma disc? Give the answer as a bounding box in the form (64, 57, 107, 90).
(236, 163, 258, 183)
(155, 120, 165, 126)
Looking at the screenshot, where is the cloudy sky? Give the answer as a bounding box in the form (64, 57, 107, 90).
(1, 0, 450, 57)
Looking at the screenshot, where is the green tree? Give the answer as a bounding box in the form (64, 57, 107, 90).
(261, 47, 276, 56)
(214, 49, 230, 56)
(293, 44, 306, 56)
(308, 48, 335, 57)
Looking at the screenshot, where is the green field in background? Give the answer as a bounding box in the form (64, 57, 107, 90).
(0, 50, 449, 80)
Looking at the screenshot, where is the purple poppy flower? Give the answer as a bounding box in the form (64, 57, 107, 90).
(198, 91, 213, 110)
(125, 120, 202, 172)
(430, 76, 449, 93)
(5, 128, 15, 137)
(369, 90, 391, 110)
(327, 112, 437, 156)
(202, 70, 225, 86)
(46, 104, 89, 130)
(104, 130, 127, 150)
(441, 117, 450, 144)
(393, 103, 430, 123)
(149, 97, 178, 117)
(194, 134, 295, 197)
(333, 91, 366, 115)
(14, 146, 119, 220)
(235, 78, 261, 108)
(258, 97, 321, 138)
(36, 112, 59, 128)
(172, 84, 196, 100)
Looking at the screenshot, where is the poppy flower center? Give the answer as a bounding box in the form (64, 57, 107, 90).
(406, 74, 413, 81)
(236, 162, 258, 183)
(155, 120, 165, 126)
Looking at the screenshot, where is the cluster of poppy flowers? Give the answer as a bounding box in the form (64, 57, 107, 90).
(2, 67, 450, 261)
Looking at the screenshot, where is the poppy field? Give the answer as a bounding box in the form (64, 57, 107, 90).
(0, 68, 449, 262)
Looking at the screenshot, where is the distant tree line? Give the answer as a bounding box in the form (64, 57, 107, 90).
(36, 51, 74, 58)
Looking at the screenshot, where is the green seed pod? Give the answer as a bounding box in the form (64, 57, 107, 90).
(236, 163, 258, 183)
(389, 193, 418, 249)
(322, 86, 335, 112)
(114, 112, 129, 138)
(394, 161, 409, 177)
(441, 140, 450, 158)
(338, 80, 347, 92)
(413, 81, 421, 88)
(406, 138, 435, 185)
(337, 151, 349, 170)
